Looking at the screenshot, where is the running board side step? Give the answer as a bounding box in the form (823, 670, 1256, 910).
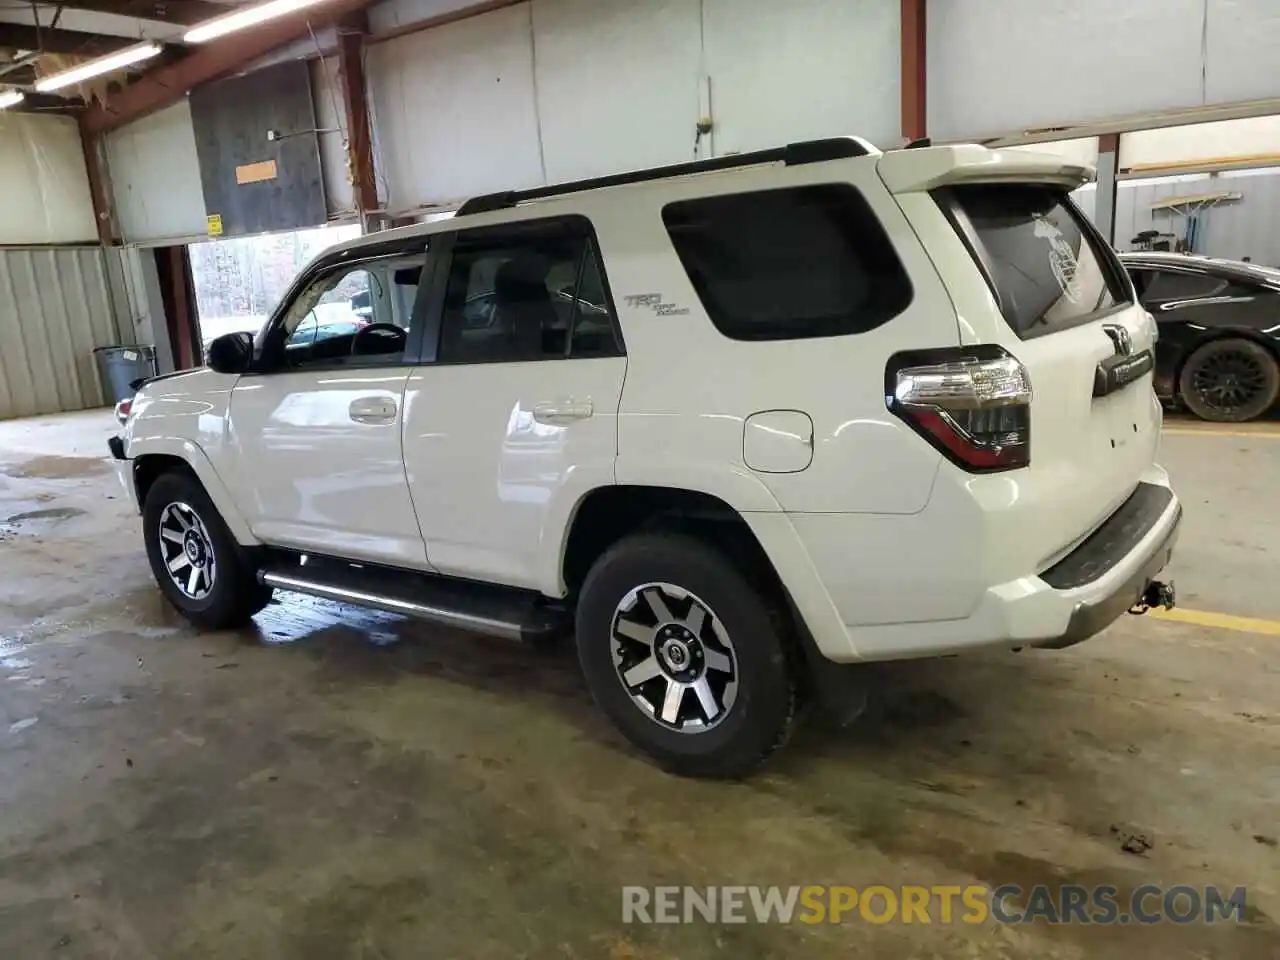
(258, 553, 569, 643)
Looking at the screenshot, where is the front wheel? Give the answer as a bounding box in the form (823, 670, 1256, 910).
(575, 532, 796, 778)
(142, 471, 272, 629)
(1179, 338, 1280, 422)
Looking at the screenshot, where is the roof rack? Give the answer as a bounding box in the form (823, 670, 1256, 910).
(455, 136, 874, 216)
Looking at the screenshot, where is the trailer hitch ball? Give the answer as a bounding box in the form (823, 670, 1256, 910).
(1129, 580, 1176, 615)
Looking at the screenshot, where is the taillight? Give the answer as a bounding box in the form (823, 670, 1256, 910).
(886, 347, 1032, 472)
(114, 397, 132, 426)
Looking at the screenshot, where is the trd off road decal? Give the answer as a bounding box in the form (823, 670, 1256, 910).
(624, 293, 691, 317)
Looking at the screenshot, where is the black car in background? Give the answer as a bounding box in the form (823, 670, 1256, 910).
(1120, 252, 1280, 422)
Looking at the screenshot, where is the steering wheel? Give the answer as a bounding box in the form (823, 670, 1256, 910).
(350, 322, 406, 357)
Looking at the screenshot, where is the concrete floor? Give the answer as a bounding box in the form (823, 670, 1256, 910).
(0, 410, 1276, 959)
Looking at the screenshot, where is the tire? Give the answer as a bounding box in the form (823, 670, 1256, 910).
(1179, 338, 1280, 423)
(575, 532, 796, 778)
(142, 470, 272, 629)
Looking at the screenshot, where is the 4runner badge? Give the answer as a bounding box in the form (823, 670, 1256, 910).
(624, 293, 690, 317)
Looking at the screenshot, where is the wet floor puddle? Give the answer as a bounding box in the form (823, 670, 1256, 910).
(1, 455, 110, 480)
(0, 504, 87, 537)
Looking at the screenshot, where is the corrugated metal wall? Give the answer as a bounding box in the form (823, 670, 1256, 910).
(1114, 168, 1280, 265)
(0, 248, 130, 420)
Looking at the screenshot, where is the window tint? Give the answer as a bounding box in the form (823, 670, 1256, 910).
(1127, 269, 1153, 299)
(438, 219, 621, 363)
(939, 184, 1130, 338)
(1145, 270, 1224, 300)
(274, 253, 425, 369)
(662, 185, 912, 341)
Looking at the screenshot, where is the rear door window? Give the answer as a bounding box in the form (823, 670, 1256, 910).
(662, 184, 913, 341)
(937, 183, 1132, 339)
(436, 217, 623, 364)
(1144, 270, 1225, 301)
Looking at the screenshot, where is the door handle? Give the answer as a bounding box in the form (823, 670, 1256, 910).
(532, 398, 594, 424)
(349, 397, 398, 425)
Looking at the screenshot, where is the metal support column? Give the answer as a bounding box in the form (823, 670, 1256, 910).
(78, 116, 118, 246)
(900, 0, 927, 141)
(337, 12, 380, 230)
(1095, 133, 1120, 245)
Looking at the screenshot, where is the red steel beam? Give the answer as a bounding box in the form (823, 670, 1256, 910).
(900, 0, 927, 141)
(83, 0, 372, 134)
(78, 116, 118, 245)
(336, 12, 378, 216)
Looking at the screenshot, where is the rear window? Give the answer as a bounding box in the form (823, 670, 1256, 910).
(937, 184, 1131, 339)
(662, 184, 913, 341)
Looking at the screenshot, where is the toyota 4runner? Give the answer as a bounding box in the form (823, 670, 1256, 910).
(110, 136, 1181, 778)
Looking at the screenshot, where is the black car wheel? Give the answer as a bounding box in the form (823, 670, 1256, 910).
(575, 532, 797, 778)
(143, 471, 273, 629)
(1179, 338, 1280, 423)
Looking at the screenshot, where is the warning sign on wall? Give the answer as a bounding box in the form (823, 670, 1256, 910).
(207, 214, 224, 236)
(235, 160, 279, 185)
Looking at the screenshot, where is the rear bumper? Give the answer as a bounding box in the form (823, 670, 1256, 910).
(785, 470, 1182, 662)
(1035, 500, 1180, 649)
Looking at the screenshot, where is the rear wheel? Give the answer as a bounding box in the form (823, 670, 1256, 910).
(143, 471, 272, 629)
(1179, 338, 1280, 422)
(575, 532, 796, 778)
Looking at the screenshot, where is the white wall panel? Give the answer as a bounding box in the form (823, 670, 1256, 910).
(368, 3, 544, 212)
(310, 57, 356, 217)
(0, 114, 97, 246)
(1121, 116, 1280, 170)
(930, 0, 1220, 141)
(1204, 1, 1280, 105)
(533, 0, 702, 182)
(702, 0, 899, 154)
(367, 0, 904, 210)
(0, 248, 128, 420)
(104, 100, 208, 245)
(369, 0, 489, 34)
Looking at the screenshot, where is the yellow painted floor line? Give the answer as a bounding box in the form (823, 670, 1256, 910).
(1148, 606, 1280, 636)
(1163, 427, 1280, 439)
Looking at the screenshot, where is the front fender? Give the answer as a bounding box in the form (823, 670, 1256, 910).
(127, 436, 260, 546)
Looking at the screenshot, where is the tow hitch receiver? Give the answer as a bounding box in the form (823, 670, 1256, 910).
(1129, 580, 1176, 615)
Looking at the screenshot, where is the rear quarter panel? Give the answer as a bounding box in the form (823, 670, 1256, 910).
(592, 157, 958, 516)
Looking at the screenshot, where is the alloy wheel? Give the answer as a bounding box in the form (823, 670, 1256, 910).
(156, 501, 217, 601)
(1190, 348, 1269, 416)
(611, 582, 738, 733)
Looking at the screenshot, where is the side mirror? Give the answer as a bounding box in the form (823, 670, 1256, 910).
(206, 331, 254, 374)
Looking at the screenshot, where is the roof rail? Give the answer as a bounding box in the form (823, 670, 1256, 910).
(455, 136, 875, 216)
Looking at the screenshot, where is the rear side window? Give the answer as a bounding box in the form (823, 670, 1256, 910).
(937, 184, 1132, 339)
(662, 184, 913, 341)
(1144, 270, 1224, 300)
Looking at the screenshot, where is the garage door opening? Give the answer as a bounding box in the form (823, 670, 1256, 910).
(188, 223, 362, 350)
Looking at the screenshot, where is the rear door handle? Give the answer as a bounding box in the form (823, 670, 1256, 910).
(349, 397, 398, 425)
(532, 399, 594, 424)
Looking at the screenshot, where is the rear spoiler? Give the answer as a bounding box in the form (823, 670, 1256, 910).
(877, 144, 1095, 194)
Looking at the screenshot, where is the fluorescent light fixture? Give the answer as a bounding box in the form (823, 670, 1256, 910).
(35, 42, 162, 93)
(0, 90, 24, 110)
(184, 0, 334, 43)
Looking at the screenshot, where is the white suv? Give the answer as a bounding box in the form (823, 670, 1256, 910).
(110, 137, 1181, 777)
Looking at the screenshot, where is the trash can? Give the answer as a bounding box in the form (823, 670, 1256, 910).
(94, 345, 158, 405)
